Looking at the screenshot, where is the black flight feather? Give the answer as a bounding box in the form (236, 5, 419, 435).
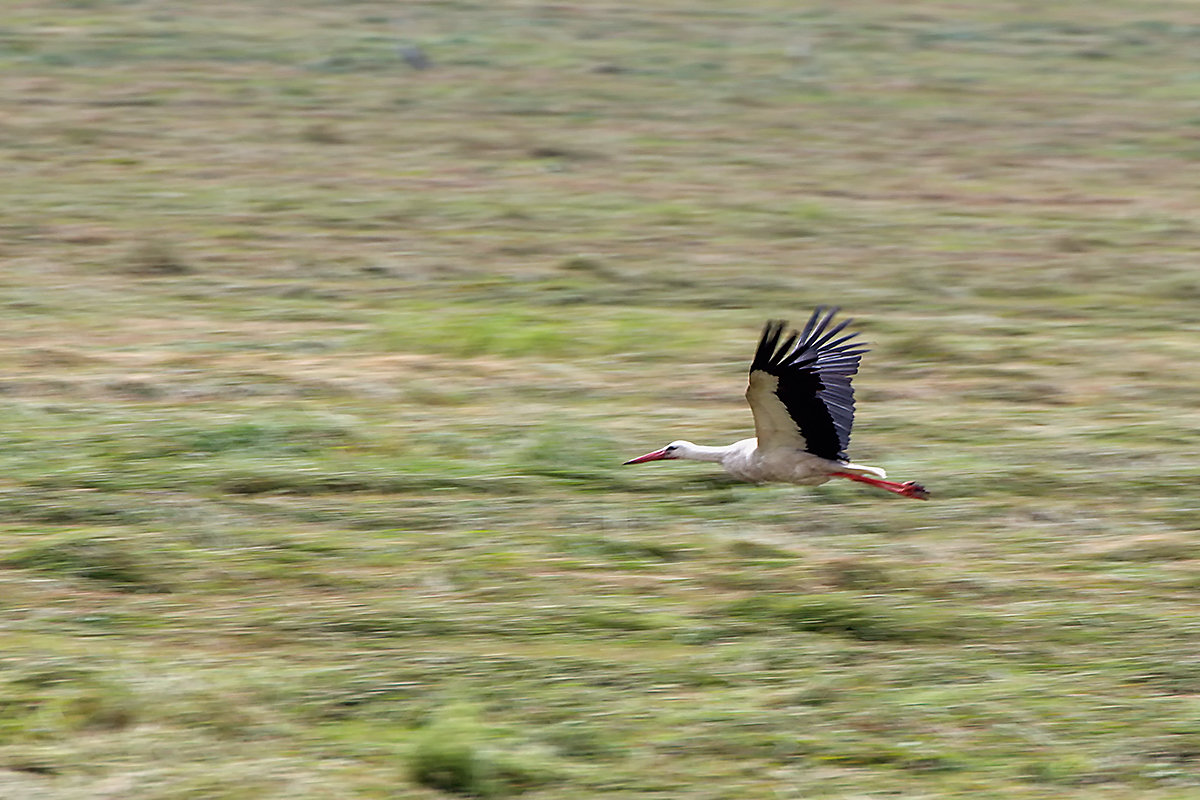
(749, 307, 868, 461)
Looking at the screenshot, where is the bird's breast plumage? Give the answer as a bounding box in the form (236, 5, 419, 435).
(718, 439, 836, 486)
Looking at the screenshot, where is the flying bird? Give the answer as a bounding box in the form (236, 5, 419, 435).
(624, 307, 929, 499)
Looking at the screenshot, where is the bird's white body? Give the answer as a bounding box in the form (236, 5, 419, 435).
(664, 438, 886, 486)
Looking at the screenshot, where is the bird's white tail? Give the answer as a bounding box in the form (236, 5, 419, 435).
(838, 462, 887, 479)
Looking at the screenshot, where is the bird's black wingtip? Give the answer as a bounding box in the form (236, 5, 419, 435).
(753, 306, 866, 371)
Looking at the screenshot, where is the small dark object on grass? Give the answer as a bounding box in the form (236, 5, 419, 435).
(398, 44, 431, 70)
(126, 240, 190, 276)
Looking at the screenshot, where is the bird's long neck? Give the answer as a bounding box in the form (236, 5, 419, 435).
(678, 442, 736, 463)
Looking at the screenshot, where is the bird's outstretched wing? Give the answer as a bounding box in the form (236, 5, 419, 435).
(745, 307, 868, 461)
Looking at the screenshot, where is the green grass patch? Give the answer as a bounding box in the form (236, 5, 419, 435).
(2, 535, 173, 593)
(409, 707, 563, 797)
(723, 593, 969, 642)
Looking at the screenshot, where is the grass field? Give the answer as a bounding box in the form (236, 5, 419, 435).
(3, 1, 1200, 797)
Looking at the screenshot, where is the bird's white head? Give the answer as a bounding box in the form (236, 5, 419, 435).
(623, 440, 691, 465)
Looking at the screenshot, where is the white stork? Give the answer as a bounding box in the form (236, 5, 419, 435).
(624, 307, 929, 500)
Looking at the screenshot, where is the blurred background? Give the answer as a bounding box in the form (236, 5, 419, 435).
(2, 1, 1199, 797)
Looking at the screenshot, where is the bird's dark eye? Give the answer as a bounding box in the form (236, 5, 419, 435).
(665, 445, 676, 452)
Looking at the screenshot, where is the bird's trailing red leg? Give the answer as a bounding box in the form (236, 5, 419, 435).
(830, 471, 930, 500)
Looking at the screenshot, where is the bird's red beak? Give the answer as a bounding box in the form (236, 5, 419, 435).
(623, 448, 672, 465)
